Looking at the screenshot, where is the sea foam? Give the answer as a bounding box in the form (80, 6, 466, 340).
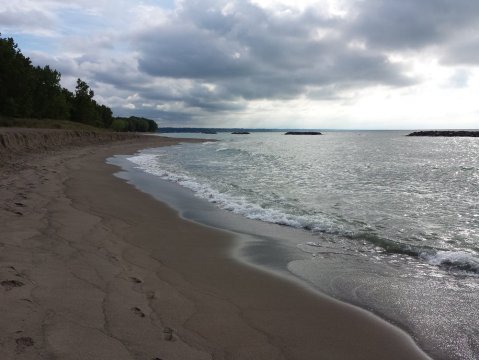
(128, 153, 315, 228)
(420, 250, 479, 274)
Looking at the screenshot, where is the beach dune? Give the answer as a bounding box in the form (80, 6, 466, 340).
(0, 130, 429, 359)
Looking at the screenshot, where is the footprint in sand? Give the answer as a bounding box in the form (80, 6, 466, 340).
(6, 208, 23, 216)
(131, 307, 146, 318)
(163, 327, 173, 341)
(7, 266, 27, 279)
(1, 280, 25, 291)
(130, 277, 142, 284)
(15, 337, 34, 354)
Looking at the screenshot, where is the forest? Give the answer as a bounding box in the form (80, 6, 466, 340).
(0, 34, 157, 132)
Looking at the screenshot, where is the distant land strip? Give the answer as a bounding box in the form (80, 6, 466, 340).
(408, 131, 479, 137)
(285, 131, 322, 135)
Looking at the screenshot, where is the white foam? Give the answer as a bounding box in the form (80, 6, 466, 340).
(420, 250, 479, 273)
(127, 153, 317, 229)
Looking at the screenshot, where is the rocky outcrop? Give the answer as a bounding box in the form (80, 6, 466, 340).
(284, 131, 322, 135)
(407, 131, 479, 137)
(231, 131, 250, 134)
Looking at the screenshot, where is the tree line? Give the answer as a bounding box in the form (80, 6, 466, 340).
(0, 34, 157, 132)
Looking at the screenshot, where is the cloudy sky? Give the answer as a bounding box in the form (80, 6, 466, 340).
(3, 0, 479, 129)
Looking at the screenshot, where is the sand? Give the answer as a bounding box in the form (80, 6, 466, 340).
(0, 131, 430, 359)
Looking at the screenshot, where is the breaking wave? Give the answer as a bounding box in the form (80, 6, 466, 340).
(128, 152, 479, 275)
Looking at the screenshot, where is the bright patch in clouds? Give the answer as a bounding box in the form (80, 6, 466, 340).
(2, 0, 479, 128)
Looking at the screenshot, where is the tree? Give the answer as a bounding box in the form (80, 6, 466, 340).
(0, 35, 73, 121)
(71, 78, 101, 125)
(110, 118, 128, 131)
(98, 104, 113, 128)
(31, 65, 70, 119)
(0, 35, 35, 117)
(1, 34, 158, 133)
(147, 119, 159, 132)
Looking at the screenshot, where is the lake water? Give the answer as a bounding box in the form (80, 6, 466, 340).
(114, 131, 479, 359)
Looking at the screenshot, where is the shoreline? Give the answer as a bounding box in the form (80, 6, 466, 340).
(0, 134, 430, 359)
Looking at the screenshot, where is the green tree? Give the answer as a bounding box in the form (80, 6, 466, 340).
(147, 119, 158, 132)
(31, 65, 70, 119)
(98, 104, 113, 128)
(71, 78, 101, 125)
(0, 34, 139, 131)
(110, 118, 128, 131)
(0, 35, 35, 117)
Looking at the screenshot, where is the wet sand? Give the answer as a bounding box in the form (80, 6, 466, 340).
(0, 131, 430, 359)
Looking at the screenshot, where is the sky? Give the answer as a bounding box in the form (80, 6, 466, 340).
(2, 0, 479, 129)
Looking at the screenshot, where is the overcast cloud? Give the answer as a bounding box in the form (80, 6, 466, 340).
(2, 0, 479, 128)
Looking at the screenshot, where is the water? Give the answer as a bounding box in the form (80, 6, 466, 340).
(116, 131, 479, 359)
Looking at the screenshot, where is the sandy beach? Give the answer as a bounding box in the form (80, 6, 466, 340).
(0, 130, 430, 359)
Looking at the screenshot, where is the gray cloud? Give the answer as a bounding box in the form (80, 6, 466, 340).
(442, 37, 479, 66)
(348, 0, 479, 54)
(0, 9, 56, 32)
(111, 106, 196, 125)
(13, 0, 479, 126)
(137, 23, 253, 79)
(134, 0, 413, 109)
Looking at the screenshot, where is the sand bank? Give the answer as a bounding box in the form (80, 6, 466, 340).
(0, 130, 430, 359)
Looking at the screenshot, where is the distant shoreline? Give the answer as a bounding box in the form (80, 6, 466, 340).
(408, 130, 479, 137)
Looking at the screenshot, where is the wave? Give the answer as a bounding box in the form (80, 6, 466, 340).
(459, 166, 476, 171)
(127, 153, 479, 275)
(352, 232, 479, 275)
(127, 154, 334, 230)
(350, 232, 431, 257)
(420, 250, 479, 274)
